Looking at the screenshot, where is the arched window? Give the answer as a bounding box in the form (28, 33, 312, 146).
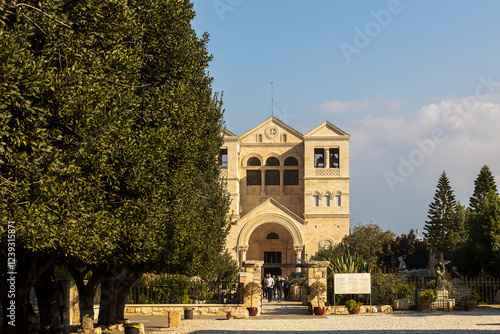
(324, 194, 330, 206)
(265, 157, 280, 166)
(335, 194, 341, 206)
(247, 157, 261, 166)
(266, 232, 279, 239)
(258, 134, 263, 142)
(284, 157, 299, 166)
(313, 195, 319, 207)
(282, 134, 287, 142)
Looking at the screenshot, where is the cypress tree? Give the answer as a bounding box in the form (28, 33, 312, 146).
(470, 165, 498, 213)
(424, 171, 457, 255)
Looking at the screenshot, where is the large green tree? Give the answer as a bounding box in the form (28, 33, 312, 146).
(469, 165, 498, 213)
(0, 0, 231, 331)
(378, 230, 430, 270)
(341, 223, 395, 265)
(424, 171, 457, 255)
(463, 191, 500, 276)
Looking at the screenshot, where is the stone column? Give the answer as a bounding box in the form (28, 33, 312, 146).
(324, 148, 330, 169)
(294, 246, 303, 273)
(305, 261, 329, 308)
(238, 246, 248, 268)
(241, 261, 264, 316)
(260, 169, 265, 196)
(279, 169, 284, 195)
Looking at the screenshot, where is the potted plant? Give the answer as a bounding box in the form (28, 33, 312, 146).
(394, 283, 413, 310)
(467, 290, 480, 311)
(345, 299, 363, 314)
(243, 282, 261, 316)
(418, 289, 436, 312)
(308, 281, 327, 315)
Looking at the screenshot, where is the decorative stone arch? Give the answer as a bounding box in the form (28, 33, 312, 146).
(283, 153, 303, 166)
(312, 190, 322, 198)
(263, 152, 281, 166)
(237, 213, 304, 250)
(323, 190, 332, 198)
(318, 237, 335, 251)
(242, 153, 264, 167)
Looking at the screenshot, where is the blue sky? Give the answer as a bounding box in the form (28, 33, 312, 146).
(191, 0, 500, 236)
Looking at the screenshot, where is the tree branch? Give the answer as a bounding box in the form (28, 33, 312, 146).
(14, 2, 71, 28)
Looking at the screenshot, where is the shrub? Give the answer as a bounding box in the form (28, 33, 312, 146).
(418, 289, 436, 302)
(371, 273, 399, 305)
(468, 290, 480, 300)
(243, 282, 261, 308)
(396, 283, 415, 300)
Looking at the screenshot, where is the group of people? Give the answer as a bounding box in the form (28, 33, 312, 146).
(263, 273, 290, 303)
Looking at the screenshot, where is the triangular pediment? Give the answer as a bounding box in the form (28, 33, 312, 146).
(240, 117, 303, 144)
(238, 198, 305, 226)
(304, 121, 350, 137)
(221, 126, 238, 138)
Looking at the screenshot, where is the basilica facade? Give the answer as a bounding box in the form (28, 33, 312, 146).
(220, 117, 350, 277)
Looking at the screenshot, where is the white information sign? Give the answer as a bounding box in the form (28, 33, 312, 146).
(334, 273, 371, 294)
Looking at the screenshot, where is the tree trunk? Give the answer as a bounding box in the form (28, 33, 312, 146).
(0, 255, 52, 334)
(70, 267, 128, 329)
(98, 272, 142, 326)
(34, 264, 62, 333)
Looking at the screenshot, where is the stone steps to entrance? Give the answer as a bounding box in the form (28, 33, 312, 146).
(260, 300, 309, 317)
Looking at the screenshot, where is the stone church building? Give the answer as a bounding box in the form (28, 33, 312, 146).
(220, 117, 350, 277)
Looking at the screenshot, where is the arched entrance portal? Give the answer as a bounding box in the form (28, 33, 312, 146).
(237, 213, 304, 279)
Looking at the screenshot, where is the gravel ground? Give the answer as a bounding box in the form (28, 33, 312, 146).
(140, 308, 500, 334)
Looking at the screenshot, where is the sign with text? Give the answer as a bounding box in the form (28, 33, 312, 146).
(334, 273, 371, 294)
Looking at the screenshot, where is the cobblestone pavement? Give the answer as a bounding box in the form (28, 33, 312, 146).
(127, 302, 500, 334)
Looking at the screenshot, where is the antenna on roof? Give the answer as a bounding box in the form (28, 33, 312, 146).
(271, 81, 274, 118)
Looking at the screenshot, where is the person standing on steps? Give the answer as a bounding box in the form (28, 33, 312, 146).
(283, 276, 290, 301)
(262, 276, 267, 299)
(273, 275, 277, 298)
(276, 276, 284, 303)
(265, 273, 274, 303)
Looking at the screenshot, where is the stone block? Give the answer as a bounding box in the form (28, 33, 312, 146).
(226, 309, 249, 319)
(169, 311, 181, 328)
(140, 307, 152, 314)
(393, 298, 410, 310)
(379, 305, 393, 313)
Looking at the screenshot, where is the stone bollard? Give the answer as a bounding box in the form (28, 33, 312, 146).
(168, 311, 181, 327)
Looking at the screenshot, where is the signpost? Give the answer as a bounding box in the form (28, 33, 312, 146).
(333, 273, 371, 310)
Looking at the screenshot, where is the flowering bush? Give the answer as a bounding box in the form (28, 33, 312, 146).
(397, 283, 414, 300)
(418, 289, 436, 302)
(345, 299, 363, 311)
(371, 273, 399, 304)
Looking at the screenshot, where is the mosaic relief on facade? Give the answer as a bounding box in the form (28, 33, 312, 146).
(220, 117, 350, 278)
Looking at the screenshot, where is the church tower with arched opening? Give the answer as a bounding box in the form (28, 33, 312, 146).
(220, 117, 350, 277)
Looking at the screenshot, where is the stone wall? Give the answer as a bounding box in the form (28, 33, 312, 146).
(305, 261, 329, 308)
(240, 260, 263, 316)
(124, 304, 243, 316)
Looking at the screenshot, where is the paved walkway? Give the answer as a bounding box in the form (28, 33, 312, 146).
(127, 300, 309, 331)
(128, 306, 500, 334)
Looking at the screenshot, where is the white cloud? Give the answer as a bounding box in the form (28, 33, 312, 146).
(319, 96, 403, 114)
(348, 94, 500, 235)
